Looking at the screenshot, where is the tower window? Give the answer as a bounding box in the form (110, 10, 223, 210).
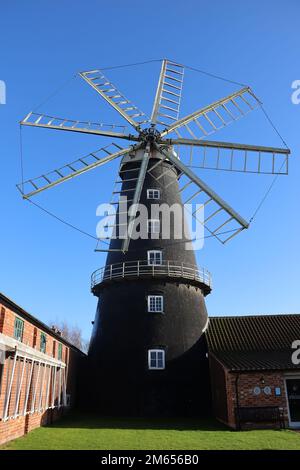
(147, 250, 162, 265)
(147, 219, 160, 234)
(14, 317, 24, 342)
(148, 349, 165, 370)
(148, 295, 164, 313)
(147, 189, 160, 200)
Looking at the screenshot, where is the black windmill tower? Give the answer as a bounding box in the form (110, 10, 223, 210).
(19, 60, 290, 416)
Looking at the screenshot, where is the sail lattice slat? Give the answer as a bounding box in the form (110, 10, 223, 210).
(80, 70, 149, 130)
(156, 144, 249, 244)
(17, 144, 134, 198)
(178, 174, 247, 244)
(95, 162, 143, 242)
(161, 87, 261, 139)
(151, 60, 185, 128)
(21, 112, 131, 139)
(147, 155, 246, 244)
(173, 143, 289, 175)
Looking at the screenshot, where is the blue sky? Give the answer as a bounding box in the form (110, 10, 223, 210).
(0, 0, 299, 341)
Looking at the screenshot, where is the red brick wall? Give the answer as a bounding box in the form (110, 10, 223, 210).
(0, 408, 64, 445)
(0, 303, 67, 360)
(208, 352, 291, 429)
(0, 299, 84, 446)
(225, 371, 288, 428)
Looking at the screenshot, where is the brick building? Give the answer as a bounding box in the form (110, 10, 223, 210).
(207, 315, 300, 429)
(1, 286, 300, 445)
(0, 293, 85, 445)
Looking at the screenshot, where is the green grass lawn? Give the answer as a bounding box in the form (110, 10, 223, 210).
(1, 413, 300, 450)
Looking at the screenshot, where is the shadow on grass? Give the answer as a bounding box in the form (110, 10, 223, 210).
(48, 411, 228, 432)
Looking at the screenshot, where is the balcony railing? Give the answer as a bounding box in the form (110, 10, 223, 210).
(91, 260, 212, 291)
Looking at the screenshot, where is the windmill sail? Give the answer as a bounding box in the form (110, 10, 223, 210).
(19, 58, 291, 250)
(121, 144, 151, 252)
(79, 69, 149, 130)
(171, 138, 290, 175)
(18, 144, 138, 198)
(151, 60, 185, 128)
(160, 87, 261, 139)
(21, 112, 136, 141)
(156, 144, 249, 243)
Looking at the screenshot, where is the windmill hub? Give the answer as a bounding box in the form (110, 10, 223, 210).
(139, 127, 161, 144)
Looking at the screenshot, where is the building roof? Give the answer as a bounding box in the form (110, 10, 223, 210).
(0, 292, 86, 355)
(206, 314, 300, 372)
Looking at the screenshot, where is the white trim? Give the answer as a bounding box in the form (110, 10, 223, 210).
(147, 250, 163, 266)
(147, 188, 160, 200)
(0, 332, 66, 367)
(202, 317, 210, 333)
(38, 363, 46, 412)
(148, 349, 165, 370)
(14, 356, 26, 417)
(147, 295, 164, 313)
(1, 352, 66, 421)
(58, 367, 62, 408)
(3, 351, 17, 420)
(23, 359, 34, 416)
(62, 368, 67, 406)
(31, 361, 41, 413)
(45, 365, 52, 410)
(51, 366, 57, 408)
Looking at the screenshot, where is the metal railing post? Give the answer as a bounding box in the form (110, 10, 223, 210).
(91, 260, 212, 291)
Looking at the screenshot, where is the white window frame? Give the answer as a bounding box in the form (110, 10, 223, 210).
(147, 189, 160, 200)
(148, 349, 165, 370)
(147, 219, 160, 235)
(147, 250, 163, 266)
(147, 295, 164, 313)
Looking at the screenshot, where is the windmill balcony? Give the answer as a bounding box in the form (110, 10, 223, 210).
(91, 260, 212, 295)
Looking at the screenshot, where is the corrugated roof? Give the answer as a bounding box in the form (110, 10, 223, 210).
(206, 314, 300, 371)
(212, 350, 300, 372)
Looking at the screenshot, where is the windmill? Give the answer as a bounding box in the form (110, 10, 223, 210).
(19, 60, 290, 416)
